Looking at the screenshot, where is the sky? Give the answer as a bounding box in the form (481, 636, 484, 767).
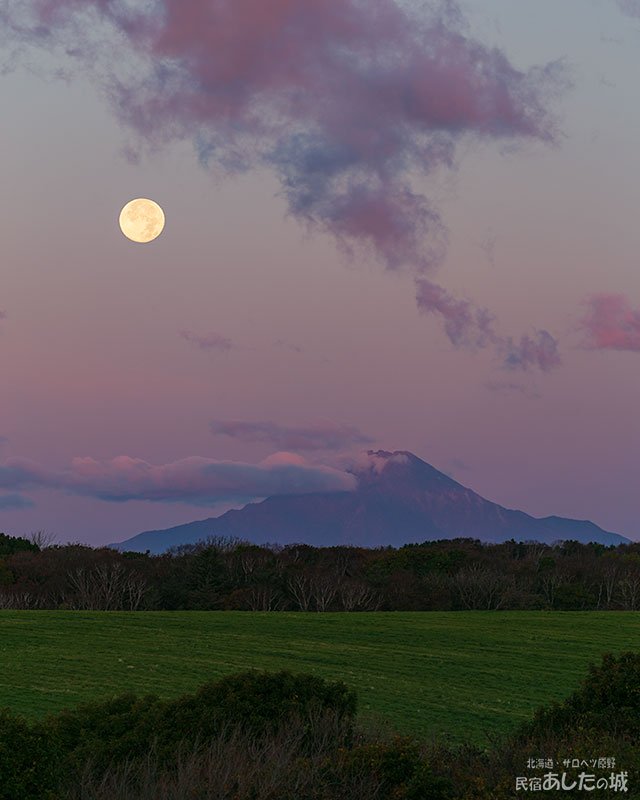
(0, 0, 639, 546)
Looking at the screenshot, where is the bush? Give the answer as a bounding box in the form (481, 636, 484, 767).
(518, 651, 640, 743)
(343, 735, 452, 799)
(43, 692, 166, 775)
(42, 670, 357, 778)
(192, 669, 357, 734)
(0, 708, 60, 800)
(7, 658, 638, 800)
(59, 714, 377, 800)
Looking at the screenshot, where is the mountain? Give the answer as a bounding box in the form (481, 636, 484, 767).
(109, 450, 630, 553)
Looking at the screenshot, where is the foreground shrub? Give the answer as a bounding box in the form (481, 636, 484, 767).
(59, 713, 367, 800)
(186, 669, 357, 736)
(42, 670, 356, 777)
(59, 717, 455, 800)
(430, 651, 640, 799)
(429, 729, 640, 800)
(44, 692, 166, 776)
(518, 650, 640, 744)
(2, 657, 639, 800)
(339, 734, 452, 799)
(0, 708, 60, 800)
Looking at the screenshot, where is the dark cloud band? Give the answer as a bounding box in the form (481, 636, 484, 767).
(0, 453, 356, 504)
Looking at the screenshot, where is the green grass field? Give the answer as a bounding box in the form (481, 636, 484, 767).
(1, 611, 639, 745)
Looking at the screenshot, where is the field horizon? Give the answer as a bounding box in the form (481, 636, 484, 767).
(2, 610, 639, 745)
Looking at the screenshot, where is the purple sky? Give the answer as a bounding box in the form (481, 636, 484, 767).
(0, 0, 639, 545)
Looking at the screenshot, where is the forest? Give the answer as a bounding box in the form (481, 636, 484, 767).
(1, 531, 640, 612)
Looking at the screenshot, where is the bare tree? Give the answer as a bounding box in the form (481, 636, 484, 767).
(248, 584, 285, 611)
(309, 572, 338, 612)
(453, 564, 508, 610)
(287, 572, 313, 611)
(95, 562, 126, 610)
(29, 530, 58, 549)
(539, 572, 562, 609)
(613, 555, 640, 610)
(193, 534, 243, 554)
(338, 579, 380, 611)
(237, 547, 271, 580)
(594, 557, 620, 609)
(68, 561, 140, 610)
(0, 591, 34, 609)
(124, 570, 148, 611)
(617, 573, 640, 610)
(68, 566, 95, 610)
(282, 544, 313, 566)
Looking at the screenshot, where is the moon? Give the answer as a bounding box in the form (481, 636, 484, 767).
(119, 198, 165, 243)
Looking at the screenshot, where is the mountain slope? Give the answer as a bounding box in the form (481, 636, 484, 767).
(110, 450, 629, 553)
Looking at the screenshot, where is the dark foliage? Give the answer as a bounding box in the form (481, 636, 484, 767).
(0, 708, 60, 800)
(0, 531, 39, 556)
(1, 657, 640, 799)
(341, 734, 453, 799)
(42, 670, 356, 778)
(517, 650, 640, 744)
(1, 531, 640, 611)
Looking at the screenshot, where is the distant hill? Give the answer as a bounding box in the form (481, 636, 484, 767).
(110, 450, 629, 553)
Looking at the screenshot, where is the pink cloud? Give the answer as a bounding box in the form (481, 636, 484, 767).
(261, 452, 307, 467)
(3, 0, 566, 273)
(579, 293, 640, 352)
(210, 418, 374, 451)
(179, 329, 233, 351)
(415, 278, 561, 372)
(0, 453, 357, 503)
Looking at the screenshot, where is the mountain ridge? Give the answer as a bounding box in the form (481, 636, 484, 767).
(109, 450, 629, 553)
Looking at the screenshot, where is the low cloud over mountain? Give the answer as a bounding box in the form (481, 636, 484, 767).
(111, 450, 627, 553)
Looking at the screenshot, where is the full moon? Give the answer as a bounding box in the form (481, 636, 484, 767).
(119, 198, 165, 243)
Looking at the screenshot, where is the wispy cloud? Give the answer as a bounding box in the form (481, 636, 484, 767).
(579, 293, 640, 352)
(1, 1, 569, 366)
(0, 453, 356, 504)
(211, 418, 374, 451)
(179, 329, 233, 352)
(501, 330, 561, 372)
(415, 279, 561, 372)
(475, 229, 498, 268)
(415, 279, 495, 349)
(2, 0, 565, 275)
(274, 339, 303, 354)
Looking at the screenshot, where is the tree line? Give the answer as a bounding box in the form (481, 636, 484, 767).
(1, 530, 640, 611)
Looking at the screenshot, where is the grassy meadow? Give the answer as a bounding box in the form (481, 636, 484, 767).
(1, 610, 639, 745)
